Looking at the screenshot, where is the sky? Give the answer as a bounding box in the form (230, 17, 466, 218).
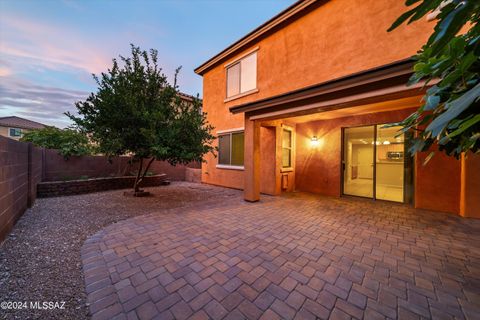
(0, 0, 293, 128)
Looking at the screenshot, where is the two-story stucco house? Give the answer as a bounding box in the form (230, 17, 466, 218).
(0, 116, 45, 140)
(195, 0, 479, 218)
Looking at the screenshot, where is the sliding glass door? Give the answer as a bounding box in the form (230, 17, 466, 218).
(342, 124, 406, 203)
(343, 126, 375, 198)
(375, 125, 404, 202)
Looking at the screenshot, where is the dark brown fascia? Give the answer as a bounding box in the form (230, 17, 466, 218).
(229, 59, 417, 116)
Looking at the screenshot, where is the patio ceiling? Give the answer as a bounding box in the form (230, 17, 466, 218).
(274, 95, 423, 124)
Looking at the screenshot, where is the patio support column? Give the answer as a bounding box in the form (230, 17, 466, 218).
(244, 113, 260, 202)
(460, 153, 480, 218)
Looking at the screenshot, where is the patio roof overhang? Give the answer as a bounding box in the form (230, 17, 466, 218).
(230, 59, 428, 121)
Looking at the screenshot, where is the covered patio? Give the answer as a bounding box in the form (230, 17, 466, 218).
(237, 60, 480, 218)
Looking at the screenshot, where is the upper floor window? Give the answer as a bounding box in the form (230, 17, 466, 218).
(226, 52, 257, 98)
(9, 128, 22, 137)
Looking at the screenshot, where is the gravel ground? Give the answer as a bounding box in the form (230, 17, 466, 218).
(0, 182, 242, 320)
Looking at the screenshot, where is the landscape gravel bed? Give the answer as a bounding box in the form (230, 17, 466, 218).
(0, 182, 241, 320)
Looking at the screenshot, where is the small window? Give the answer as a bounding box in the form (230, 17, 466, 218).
(218, 131, 244, 166)
(9, 128, 22, 137)
(226, 52, 257, 98)
(282, 129, 292, 168)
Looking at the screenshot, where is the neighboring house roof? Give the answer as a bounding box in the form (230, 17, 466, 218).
(0, 116, 46, 130)
(0, 94, 198, 131)
(194, 0, 317, 75)
(179, 92, 199, 103)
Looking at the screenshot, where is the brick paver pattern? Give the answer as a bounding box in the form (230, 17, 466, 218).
(81, 193, 480, 320)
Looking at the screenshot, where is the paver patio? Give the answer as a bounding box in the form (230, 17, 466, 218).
(82, 193, 480, 320)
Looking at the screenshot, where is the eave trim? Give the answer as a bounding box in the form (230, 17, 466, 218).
(194, 0, 317, 75)
(229, 59, 415, 115)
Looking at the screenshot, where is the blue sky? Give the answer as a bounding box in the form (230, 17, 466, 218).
(0, 0, 293, 127)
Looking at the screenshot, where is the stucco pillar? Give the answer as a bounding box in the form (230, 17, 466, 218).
(244, 114, 260, 202)
(460, 153, 480, 218)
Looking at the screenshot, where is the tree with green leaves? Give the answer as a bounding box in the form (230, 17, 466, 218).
(67, 45, 215, 194)
(388, 0, 479, 160)
(20, 126, 95, 158)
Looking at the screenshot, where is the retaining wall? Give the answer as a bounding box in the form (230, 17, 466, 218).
(37, 174, 168, 197)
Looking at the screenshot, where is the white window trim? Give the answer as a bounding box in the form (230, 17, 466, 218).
(216, 127, 244, 134)
(216, 164, 245, 171)
(225, 49, 258, 100)
(8, 127, 22, 137)
(224, 88, 259, 103)
(217, 129, 245, 168)
(224, 47, 259, 69)
(282, 127, 293, 169)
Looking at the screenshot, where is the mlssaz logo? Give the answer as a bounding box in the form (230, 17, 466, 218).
(30, 301, 66, 310)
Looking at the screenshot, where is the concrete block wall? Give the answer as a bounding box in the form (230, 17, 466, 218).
(0, 137, 202, 243)
(185, 167, 201, 183)
(42, 149, 131, 181)
(42, 149, 201, 182)
(0, 137, 42, 242)
(28, 145, 44, 207)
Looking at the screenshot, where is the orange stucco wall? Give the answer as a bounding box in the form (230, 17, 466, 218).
(260, 127, 277, 195)
(415, 148, 461, 214)
(294, 109, 469, 215)
(295, 109, 416, 197)
(198, 1, 478, 217)
(201, 0, 433, 190)
(460, 153, 480, 218)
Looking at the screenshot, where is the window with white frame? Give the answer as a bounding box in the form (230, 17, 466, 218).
(9, 128, 22, 137)
(226, 52, 257, 98)
(282, 129, 292, 168)
(218, 131, 244, 166)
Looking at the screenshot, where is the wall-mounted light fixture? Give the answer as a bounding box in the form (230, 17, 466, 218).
(311, 135, 320, 147)
(383, 140, 391, 145)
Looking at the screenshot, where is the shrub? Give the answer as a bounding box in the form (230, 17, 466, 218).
(21, 126, 95, 158)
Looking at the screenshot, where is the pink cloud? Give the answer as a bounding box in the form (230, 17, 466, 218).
(0, 66, 11, 77)
(0, 15, 115, 74)
(0, 75, 89, 128)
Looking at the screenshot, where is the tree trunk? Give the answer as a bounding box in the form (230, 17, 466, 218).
(137, 157, 155, 187)
(133, 157, 155, 193)
(133, 158, 144, 192)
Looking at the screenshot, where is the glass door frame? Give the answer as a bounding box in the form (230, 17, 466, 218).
(340, 123, 412, 204)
